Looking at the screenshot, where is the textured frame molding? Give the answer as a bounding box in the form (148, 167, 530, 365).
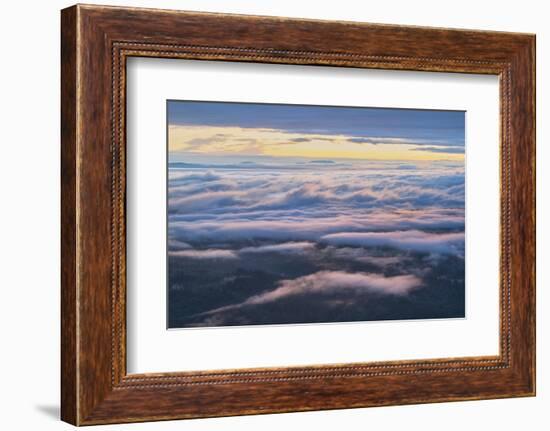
(61, 4, 535, 425)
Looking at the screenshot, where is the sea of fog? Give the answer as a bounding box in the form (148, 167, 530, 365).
(167, 157, 465, 328)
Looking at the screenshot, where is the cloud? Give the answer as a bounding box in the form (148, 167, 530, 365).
(321, 230, 464, 254)
(169, 209, 465, 243)
(168, 125, 464, 161)
(273, 271, 422, 297)
(168, 239, 192, 250)
(308, 160, 336, 164)
(395, 164, 418, 170)
(347, 137, 463, 148)
(168, 101, 464, 145)
(170, 217, 354, 242)
(196, 271, 423, 317)
(169, 249, 238, 259)
(167, 166, 464, 218)
(169, 191, 245, 214)
(239, 242, 316, 254)
(185, 137, 224, 151)
(411, 146, 465, 154)
(348, 137, 408, 145)
(167, 157, 466, 327)
(168, 125, 349, 155)
(169, 170, 221, 182)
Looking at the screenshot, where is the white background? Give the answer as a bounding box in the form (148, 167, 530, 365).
(0, 0, 547, 430)
(127, 59, 500, 373)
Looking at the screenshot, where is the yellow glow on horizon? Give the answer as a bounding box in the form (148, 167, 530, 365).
(168, 125, 464, 162)
(262, 141, 463, 161)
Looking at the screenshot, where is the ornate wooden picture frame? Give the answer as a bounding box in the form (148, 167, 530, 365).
(61, 4, 535, 425)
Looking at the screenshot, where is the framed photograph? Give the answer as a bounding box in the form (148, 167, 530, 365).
(61, 4, 536, 425)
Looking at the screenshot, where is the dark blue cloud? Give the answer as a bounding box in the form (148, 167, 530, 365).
(168, 101, 465, 147)
(411, 146, 465, 154)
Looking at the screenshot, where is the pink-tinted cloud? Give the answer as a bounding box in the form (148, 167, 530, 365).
(196, 271, 422, 317)
(169, 249, 238, 260)
(259, 271, 422, 300)
(239, 242, 316, 254)
(170, 211, 464, 243)
(321, 230, 464, 254)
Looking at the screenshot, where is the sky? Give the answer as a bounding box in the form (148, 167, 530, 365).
(167, 101, 465, 162)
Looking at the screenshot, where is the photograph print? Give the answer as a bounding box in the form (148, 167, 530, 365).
(167, 100, 466, 329)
